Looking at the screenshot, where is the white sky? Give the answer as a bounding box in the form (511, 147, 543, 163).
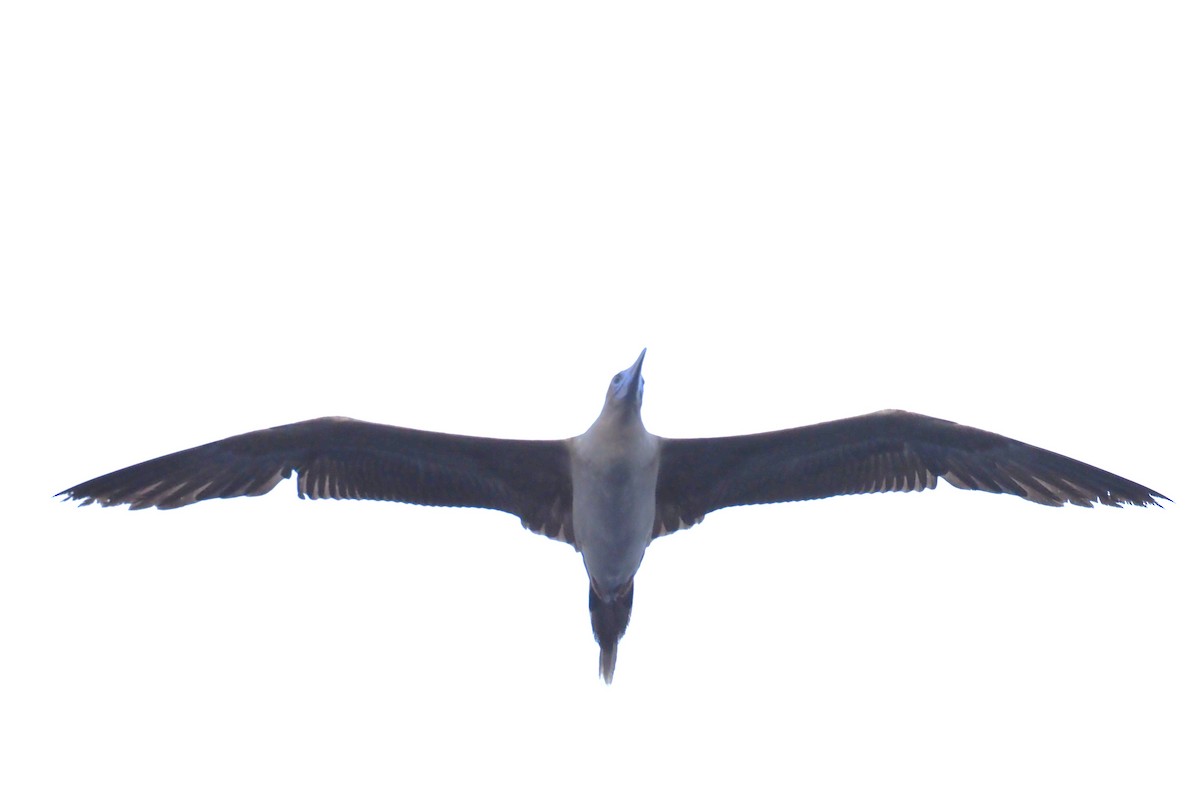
(3, 2, 1197, 798)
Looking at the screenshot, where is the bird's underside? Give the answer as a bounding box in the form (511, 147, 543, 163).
(58, 356, 1166, 683)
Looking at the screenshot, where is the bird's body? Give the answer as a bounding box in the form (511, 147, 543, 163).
(569, 375, 661, 680)
(571, 404, 659, 598)
(58, 351, 1166, 683)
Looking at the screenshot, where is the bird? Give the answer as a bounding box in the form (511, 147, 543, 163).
(58, 349, 1166, 683)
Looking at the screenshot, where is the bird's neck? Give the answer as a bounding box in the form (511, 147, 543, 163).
(580, 405, 649, 448)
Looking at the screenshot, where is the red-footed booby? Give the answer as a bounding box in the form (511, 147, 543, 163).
(58, 350, 1166, 683)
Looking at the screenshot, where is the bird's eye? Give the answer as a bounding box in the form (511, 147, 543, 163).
(612, 374, 622, 385)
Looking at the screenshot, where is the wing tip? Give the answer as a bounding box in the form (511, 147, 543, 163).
(56, 486, 107, 508)
(54, 488, 89, 507)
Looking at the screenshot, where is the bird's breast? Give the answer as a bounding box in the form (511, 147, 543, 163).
(568, 431, 661, 597)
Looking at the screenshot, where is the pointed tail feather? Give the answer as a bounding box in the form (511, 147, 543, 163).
(589, 581, 634, 684)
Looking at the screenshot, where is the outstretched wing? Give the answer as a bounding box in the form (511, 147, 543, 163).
(59, 416, 575, 543)
(654, 409, 1165, 536)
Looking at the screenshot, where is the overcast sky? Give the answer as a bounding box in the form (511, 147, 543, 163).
(3, 2, 1197, 798)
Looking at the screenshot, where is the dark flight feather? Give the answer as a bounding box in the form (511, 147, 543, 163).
(653, 410, 1166, 536)
(58, 416, 575, 542)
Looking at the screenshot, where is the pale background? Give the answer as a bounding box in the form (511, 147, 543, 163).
(2, 2, 1196, 798)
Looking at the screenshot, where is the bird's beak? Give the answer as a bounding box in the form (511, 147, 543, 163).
(628, 348, 647, 383)
(615, 348, 647, 404)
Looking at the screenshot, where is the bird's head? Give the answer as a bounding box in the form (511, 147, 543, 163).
(603, 348, 647, 418)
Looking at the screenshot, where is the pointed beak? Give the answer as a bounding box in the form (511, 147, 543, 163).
(615, 348, 647, 405)
(628, 348, 647, 383)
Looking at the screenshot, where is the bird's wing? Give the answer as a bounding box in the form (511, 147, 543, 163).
(58, 416, 576, 542)
(653, 409, 1166, 536)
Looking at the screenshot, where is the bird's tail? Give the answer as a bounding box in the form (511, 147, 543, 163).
(589, 580, 634, 684)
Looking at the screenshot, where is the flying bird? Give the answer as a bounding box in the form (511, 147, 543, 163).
(58, 350, 1166, 682)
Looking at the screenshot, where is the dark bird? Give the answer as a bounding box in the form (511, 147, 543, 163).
(58, 350, 1166, 682)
